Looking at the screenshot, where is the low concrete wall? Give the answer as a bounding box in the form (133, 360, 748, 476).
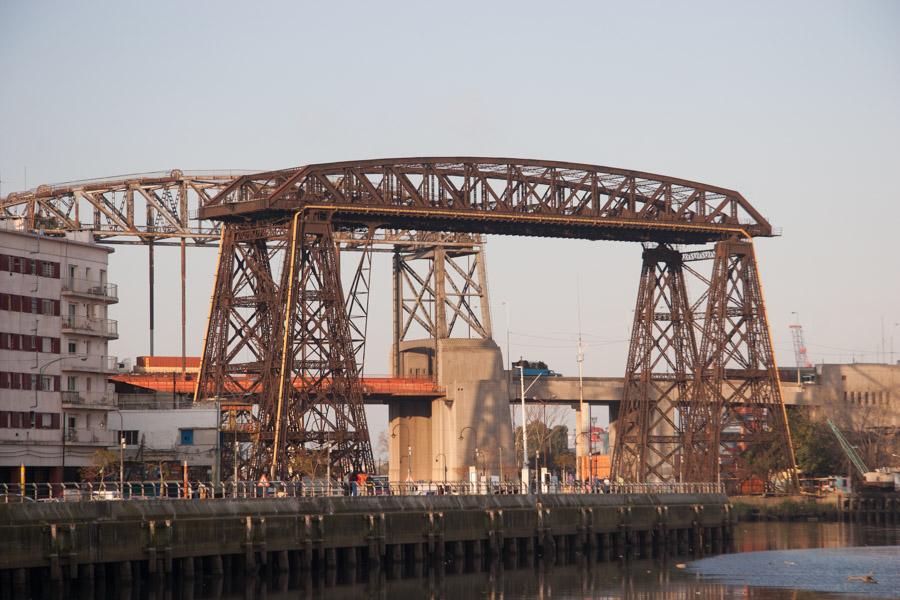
(0, 493, 731, 584)
(843, 492, 900, 525)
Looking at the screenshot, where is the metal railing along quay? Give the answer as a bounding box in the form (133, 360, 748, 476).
(0, 480, 725, 502)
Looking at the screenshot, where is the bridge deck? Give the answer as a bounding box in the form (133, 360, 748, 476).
(111, 374, 445, 399)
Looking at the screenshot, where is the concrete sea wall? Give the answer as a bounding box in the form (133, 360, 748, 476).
(0, 493, 731, 593)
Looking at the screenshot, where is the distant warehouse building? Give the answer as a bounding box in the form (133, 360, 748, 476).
(0, 221, 118, 484)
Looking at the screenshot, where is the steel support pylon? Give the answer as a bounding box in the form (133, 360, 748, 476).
(195, 213, 375, 481)
(391, 235, 491, 377)
(682, 239, 798, 492)
(611, 245, 697, 483)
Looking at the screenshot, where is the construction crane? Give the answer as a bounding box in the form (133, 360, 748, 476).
(789, 314, 812, 368)
(826, 419, 868, 477)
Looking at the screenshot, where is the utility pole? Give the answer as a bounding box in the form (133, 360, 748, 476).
(233, 438, 239, 497)
(575, 284, 586, 484)
(326, 444, 333, 495)
(519, 364, 528, 492)
(577, 336, 585, 483)
(119, 434, 125, 497)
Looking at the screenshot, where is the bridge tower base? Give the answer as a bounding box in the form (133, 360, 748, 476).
(388, 237, 513, 483)
(611, 245, 697, 483)
(683, 239, 798, 492)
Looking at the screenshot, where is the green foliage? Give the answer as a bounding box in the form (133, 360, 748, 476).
(788, 409, 846, 477)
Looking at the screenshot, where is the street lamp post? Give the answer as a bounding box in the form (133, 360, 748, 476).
(459, 426, 477, 491)
(32, 355, 86, 487)
(32, 354, 87, 411)
(574, 431, 593, 491)
(434, 453, 448, 483)
(105, 408, 126, 496)
(474, 447, 482, 493)
(325, 443, 334, 495)
(517, 365, 528, 490)
(120, 435, 126, 496)
(516, 367, 545, 493)
(233, 438, 239, 497)
(407, 445, 413, 482)
(391, 423, 410, 481)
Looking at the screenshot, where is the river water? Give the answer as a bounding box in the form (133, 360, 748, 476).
(51, 521, 900, 599)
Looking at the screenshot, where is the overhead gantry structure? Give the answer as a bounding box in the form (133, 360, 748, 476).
(193, 157, 796, 487)
(1, 157, 797, 490)
(0, 171, 482, 372)
(201, 157, 773, 241)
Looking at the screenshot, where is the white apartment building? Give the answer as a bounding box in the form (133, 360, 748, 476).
(0, 221, 118, 484)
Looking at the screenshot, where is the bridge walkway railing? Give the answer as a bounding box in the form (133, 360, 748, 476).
(0, 480, 724, 502)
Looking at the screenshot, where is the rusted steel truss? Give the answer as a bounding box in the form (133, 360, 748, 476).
(195, 214, 375, 480)
(201, 158, 773, 243)
(394, 237, 491, 342)
(0, 170, 240, 245)
(7, 159, 792, 484)
(612, 240, 796, 488)
(390, 234, 491, 378)
(681, 240, 797, 490)
(612, 245, 698, 483)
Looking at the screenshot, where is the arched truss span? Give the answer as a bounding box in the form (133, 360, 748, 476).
(0, 170, 243, 245)
(202, 158, 772, 244)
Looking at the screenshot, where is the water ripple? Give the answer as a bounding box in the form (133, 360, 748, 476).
(689, 546, 900, 598)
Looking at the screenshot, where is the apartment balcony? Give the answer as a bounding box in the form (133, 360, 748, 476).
(61, 277, 118, 304)
(61, 315, 118, 339)
(60, 390, 117, 409)
(64, 428, 115, 445)
(60, 354, 118, 374)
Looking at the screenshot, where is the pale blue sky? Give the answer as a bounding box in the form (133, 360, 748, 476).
(2, 0, 899, 385)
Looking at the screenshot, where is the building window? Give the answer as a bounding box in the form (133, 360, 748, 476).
(118, 430, 139, 445)
(42, 337, 51, 353)
(68, 342, 77, 354)
(67, 376, 77, 391)
(179, 429, 194, 446)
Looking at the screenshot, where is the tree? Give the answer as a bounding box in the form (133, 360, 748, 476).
(788, 408, 846, 477)
(79, 449, 118, 482)
(512, 403, 571, 472)
(288, 448, 330, 479)
(375, 430, 390, 474)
